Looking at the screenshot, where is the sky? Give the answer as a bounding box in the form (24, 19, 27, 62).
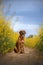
(0, 0, 43, 37)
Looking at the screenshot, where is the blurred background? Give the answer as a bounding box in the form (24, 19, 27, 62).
(0, 0, 43, 54)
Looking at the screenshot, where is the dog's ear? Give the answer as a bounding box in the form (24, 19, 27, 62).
(24, 31, 26, 34)
(19, 31, 22, 35)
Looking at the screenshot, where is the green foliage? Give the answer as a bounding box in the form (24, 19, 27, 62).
(0, 17, 19, 54)
(36, 28, 43, 52)
(25, 36, 40, 48)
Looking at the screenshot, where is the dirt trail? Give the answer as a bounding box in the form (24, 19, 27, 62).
(0, 47, 43, 65)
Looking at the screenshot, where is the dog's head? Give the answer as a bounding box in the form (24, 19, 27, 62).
(19, 30, 26, 39)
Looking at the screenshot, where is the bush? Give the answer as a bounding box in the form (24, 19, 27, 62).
(36, 28, 43, 52)
(0, 17, 19, 54)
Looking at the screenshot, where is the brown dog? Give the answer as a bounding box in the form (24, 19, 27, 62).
(14, 30, 26, 53)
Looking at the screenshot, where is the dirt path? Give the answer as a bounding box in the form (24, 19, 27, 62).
(0, 47, 43, 65)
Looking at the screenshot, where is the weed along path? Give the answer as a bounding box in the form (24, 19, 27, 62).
(0, 47, 43, 65)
